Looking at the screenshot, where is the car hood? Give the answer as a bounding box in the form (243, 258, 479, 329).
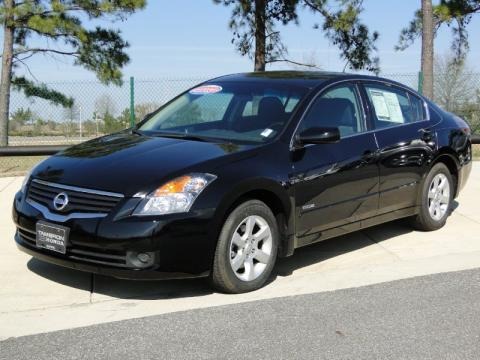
(32, 132, 256, 196)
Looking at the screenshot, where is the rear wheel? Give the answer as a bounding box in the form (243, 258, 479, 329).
(211, 200, 278, 293)
(411, 163, 453, 231)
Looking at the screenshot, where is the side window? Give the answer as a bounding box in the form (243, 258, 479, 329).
(284, 97, 300, 112)
(409, 94, 427, 122)
(299, 84, 365, 137)
(365, 84, 424, 129)
(242, 100, 255, 116)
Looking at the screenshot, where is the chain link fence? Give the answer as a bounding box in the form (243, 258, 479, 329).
(6, 77, 208, 146)
(1, 73, 480, 176)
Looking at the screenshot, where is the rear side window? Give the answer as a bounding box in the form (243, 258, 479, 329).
(409, 94, 427, 122)
(364, 84, 425, 129)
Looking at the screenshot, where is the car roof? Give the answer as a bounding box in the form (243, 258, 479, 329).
(210, 71, 418, 94)
(211, 71, 385, 88)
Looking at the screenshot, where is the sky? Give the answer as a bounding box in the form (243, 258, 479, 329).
(4, 0, 480, 82)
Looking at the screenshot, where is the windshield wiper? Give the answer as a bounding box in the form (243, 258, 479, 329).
(150, 132, 210, 142)
(131, 128, 143, 136)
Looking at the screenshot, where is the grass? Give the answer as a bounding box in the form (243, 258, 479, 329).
(0, 156, 47, 177)
(473, 144, 480, 160)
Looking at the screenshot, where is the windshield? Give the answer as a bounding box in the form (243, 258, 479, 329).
(138, 81, 309, 144)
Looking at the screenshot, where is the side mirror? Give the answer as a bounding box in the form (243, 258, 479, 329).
(295, 127, 341, 146)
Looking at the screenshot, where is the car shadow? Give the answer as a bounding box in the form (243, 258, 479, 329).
(27, 259, 213, 300)
(272, 218, 414, 281)
(273, 200, 461, 281)
(27, 258, 93, 292)
(452, 200, 460, 212)
(26, 203, 460, 299)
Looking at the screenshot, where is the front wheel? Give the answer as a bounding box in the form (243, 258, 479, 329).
(411, 163, 454, 231)
(211, 200, 278, 293)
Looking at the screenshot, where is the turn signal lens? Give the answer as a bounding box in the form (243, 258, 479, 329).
(133, 173, 217, 216)
(155, 175, 200, 195)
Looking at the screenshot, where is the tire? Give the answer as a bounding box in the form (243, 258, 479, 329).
(211, 200, 279, 293)
(411, 163, 454, 231)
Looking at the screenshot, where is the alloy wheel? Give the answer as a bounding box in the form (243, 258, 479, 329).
(428, 173, 450, 221)
(229, 215, 273, 282)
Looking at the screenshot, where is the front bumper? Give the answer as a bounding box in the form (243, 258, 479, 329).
(13, 191, 217, 280)
(15, 233, 208, 280)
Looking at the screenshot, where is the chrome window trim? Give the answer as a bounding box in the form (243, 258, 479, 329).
(31, 179, 124, 198)
(26, 199, 108, 223)
(289, 78, 432, 150)
(296, 120, 432, 150)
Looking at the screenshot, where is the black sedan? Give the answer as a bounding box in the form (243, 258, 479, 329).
(13, 71, 472, 293)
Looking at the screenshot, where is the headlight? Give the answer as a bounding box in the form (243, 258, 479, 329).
(133, 173, 217, 216)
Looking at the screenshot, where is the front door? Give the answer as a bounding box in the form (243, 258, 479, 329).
(291, 83, 379, 246)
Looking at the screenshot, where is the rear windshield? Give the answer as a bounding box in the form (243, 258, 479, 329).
(138, 81, 309, 144)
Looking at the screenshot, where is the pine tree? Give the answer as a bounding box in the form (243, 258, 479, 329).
(397, 0, 480, 99)
(214, 0, 379, 73)
(0, 0, 146, 146)
(422, 0, 434, 99)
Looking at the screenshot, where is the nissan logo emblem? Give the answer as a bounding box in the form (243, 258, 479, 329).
(53, 192, 69, 211)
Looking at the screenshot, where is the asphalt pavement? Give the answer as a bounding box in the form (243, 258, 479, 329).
(1, 165, 480, 340)
(1, 268, 479, 359)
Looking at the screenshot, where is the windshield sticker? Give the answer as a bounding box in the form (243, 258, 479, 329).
(261, 128, 274, 137)
(369, 90, 405, 123)
(189, 85, 223, 95)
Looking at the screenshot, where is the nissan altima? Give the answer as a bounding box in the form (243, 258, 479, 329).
(13, 71, 472, 293)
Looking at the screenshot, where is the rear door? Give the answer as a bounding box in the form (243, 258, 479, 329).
(360, 82, 436, 214)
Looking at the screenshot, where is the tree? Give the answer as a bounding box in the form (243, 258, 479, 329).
(433, 54, 480, 134)
(135, 102, 160, 121)
(10, 107, 33, 126)
(82, 120, 98, 136)
(117, 102, 160, 126)
(0, 0, 146, 146)
(459, 93, 480, 134)
(95, 94, 118, 117)
(103, 111, 124, 134)
(422, 0, 434, 99)
(116, 108, 131, 128)
(288, 51, 322, 70)
(213, 0, 299, 71)
(303, 0, 380, 73)
(63, 103, 80, 138)
(434, 54, 475, 112)
(214, 0, 379, 73)
(397, 0, 480, 98)
(9, 106, 33, 132)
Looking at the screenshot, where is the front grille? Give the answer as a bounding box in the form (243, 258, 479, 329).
(27, 179, 123, 215)
(17, 227, 128, 268)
